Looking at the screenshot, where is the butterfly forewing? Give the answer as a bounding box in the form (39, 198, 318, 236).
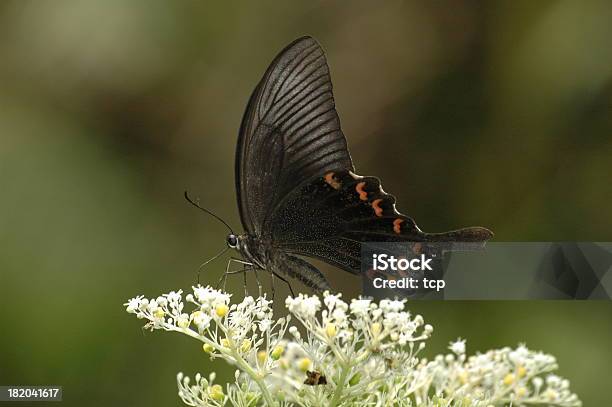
(236, 36, 353, 235)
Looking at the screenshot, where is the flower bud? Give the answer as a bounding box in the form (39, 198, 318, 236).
(208, 384, 224, 401)
(297, 357, 312, 372)
(503, 373, 515, 386)
(371, 322, 382, 337)
(220, 338, 230, 348)
(215, 304, 229, 318)
(544, 388, 558, 401)
(240, 339, 252, 353)
(257, 350, 267, 364)
(325, 323, 337, 338)
(533, 377, 543, 389)
(349, 372, 361, 386)
(271, 345, 284, 360)
(202, 343, 215, 354)
(153, 307, 165, 319)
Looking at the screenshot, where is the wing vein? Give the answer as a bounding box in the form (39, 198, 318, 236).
(265, 43, 320, 111)
(272, 75, 330, 128)
(273, 53, 326, 109)
(281, 94, 335, 135)
(285, 128, 338, 152)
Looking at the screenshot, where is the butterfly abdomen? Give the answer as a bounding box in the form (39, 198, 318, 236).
(269, 251, 332, 293)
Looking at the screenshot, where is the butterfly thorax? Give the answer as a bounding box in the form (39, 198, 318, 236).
(234, 232, 333, 293)
(235, 234, 269, 269)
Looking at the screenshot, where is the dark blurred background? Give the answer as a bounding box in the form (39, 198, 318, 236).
(1, 1, 611, 405)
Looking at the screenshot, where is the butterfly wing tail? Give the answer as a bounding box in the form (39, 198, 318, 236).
(422, 226, 494, 251)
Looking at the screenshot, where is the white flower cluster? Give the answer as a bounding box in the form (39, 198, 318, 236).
(126, 287, 581, 407)
(420, 341, 580, 407)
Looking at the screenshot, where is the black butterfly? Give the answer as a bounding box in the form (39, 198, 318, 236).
(218, 36, 492, 294)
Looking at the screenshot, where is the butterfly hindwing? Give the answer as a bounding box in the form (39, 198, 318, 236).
(271, 170, 492, 274)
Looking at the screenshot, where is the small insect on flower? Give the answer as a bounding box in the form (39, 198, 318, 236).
(304, 371, 327, 386)
(385, 357, 399, 369)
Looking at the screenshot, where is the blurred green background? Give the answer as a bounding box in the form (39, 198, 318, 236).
(1, 1, 611, 405)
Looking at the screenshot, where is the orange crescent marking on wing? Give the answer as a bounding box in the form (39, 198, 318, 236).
(371, 199, 384, 217)
(393, 218, 404, 234)
(355, 182, 368, 200)
(324, 172, 341, 189)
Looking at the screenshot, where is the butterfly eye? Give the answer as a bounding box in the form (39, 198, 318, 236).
(226, 234, 238, 248)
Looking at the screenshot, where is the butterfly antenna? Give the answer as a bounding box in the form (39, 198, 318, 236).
(184, 191, 234, 234)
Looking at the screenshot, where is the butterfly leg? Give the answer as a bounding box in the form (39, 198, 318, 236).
(217, 267, 250, 292)
(243, 269, 248, 296)
(253, 267, 263, 298)
(270, 273, 276, 301)
(241, 265, 260, 297)
(271, 271, 295, 298)
(216, 257, 254, 291)
(234, 265, 262, 297)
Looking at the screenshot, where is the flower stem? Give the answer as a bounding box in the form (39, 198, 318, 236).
(177, 326, 277, 406)
(231, 349, 277, 407)
(328, 362, 351, 407)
